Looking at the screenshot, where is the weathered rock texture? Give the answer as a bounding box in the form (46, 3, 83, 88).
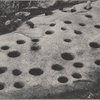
(0, 0, 100, 99)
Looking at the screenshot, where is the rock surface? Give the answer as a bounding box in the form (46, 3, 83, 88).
(0, 0, 100, 99)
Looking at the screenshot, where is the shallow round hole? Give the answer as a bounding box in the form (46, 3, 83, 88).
(64, 39, 72, 43)
(1, 46, 9, 50)
(64, 21, 72, 24)
(95, 60, 100, 65)
(26, 21, 34, 28)
(94, 25, 100, 29)
(12, 69, 22, 76)
(58, 76, 68, 83)
(72, 73, 82, 79)
(71, 9, 76, 12)
(0, 67, 7, 74)
(85, 14, 92, 18)
(73, 62, 84, 68)
(52, 64, 64, 71)
(14, 82, 24, 89)
(61, 27, 67, 31)
(8, 51, 21, 58)
(31, 45, 40, 51)
(79, 23, 86, 26)
(89, 42, 100, 48)
(74, 30, 82, 35)
(45, 30, 54, 35)
(0, 83, 5, 90)
(16, 40, 25, 44)
(29, 68, 43, 76)
(32, 39, 39, 42)
(50, 23, 56, 27)
(61, 52, 74, 60)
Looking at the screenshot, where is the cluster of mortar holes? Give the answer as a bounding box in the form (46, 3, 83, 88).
(72, 73, 82, 79)
(95, 60, 100, 66)
(0, 83, 5, 90)
(61, 52, 74, 60)
(8, 51, 21, 58)
(45, 30, 54, 35)
(12, 69, 22, 76)
(94, 25, 100, 29)
(58, 76, 68, 83)
(89, 42, 100, 48)
(79, 23, 86, 27)
(14, 82, 24, 89)
(64, 39, 72, 43)
(73, 62, 84, 68)
(49, 23, 56, 27)
(52, 64, 64, 71)
(32, 39, 39, 42)
(1, 46, 9, 50)
(64, 20, 72, 24)
(29, 68, 43, 76)
(74, 30, 82, 35)
(16, 40, 26, 44)
(61, 27, 67, 31)
(0, 67, 7, 74)
(85, 14, 93, 18)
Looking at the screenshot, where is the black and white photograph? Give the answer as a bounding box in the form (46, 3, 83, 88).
(0, 0, 100, 99)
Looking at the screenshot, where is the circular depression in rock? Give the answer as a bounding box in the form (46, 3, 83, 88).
(0, 67, 7, 74)
(12, 69, 22, 76)
(8, 51, 21, 58)
(29, 68, 43, 76)
(64, 39, 72, 43)
(52, 64, 64, 71)
(74, 30, 82, 35)
(0, 83, 5, 90)
(45, 30, 54, 35)
(32, 39, 39, 42)
(73, 62, 84, 68)
(61, 53, 74, 60)
(16, 40, 26, 44)
(72, 73, 82, 79)
(64, 20, 72, 24)
(14, 82, 24, 89)
(58, 76, 68, 83)
(1, 46, 9, 50)
(89, 42, 100, 48)
(95, 60, 100, 65)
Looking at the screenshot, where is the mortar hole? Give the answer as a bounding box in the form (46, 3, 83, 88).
(14, 82, 24, 89)
(64, 21, 72, 24)
(64, 39, 72, 43)
(95, 60, 100, 65)
(74, 30, 82, 35)
(79, 23, 85, 26)
(45, 30, 54, 35)
(8, 51, 21, 58)
(85, 14, 92, 18)
(26, 21, 34, 28)
(31, 45, 40, 51)
(0, 83, 5, 90)
(12, 69, 22, 76)
(89, 42, 100, 48)
(61, 27, 67, 31)
(61, 52, 74, 60)
(50, 23, 56, 27)
(73, 62, 84, 68)
(94, 25, 100, 29)
(0, 67, 7, 74)
(52, 64, 64, 71)
(32, 39, 39, 42)
(29, 68, 43, 76)
(58, 76, 68, 83)
(1, 46, 9, 50)
(16, 40, 25, 44)
(72, 73, 82, 79)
